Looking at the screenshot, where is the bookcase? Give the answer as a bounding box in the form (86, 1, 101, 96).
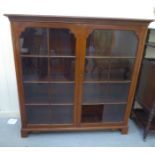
(6, 14, 151, 137)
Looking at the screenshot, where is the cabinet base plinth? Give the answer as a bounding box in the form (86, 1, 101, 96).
(21, 125, 128, 137)
(21, 130, 29, 138)
(121, 127, 128, 134)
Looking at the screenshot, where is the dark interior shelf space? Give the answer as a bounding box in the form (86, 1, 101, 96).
(84, 58, 134, 81)
(23, 83, 74, 104)
(26, 105, 73, 124)
(83, 83, 130, 103)
(21, 57, 75, 81)
(81, 104, 126, 123)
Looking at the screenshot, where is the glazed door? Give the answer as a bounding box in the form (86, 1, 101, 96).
(80, 28, 138, 124)
(19, 26, 78, 125)
(18, 24, 139, 126)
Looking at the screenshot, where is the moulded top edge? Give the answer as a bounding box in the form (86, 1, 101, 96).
(4, 14, 154, 24)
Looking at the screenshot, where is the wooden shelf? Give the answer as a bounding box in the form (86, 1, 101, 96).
(21, 55, 75, 58)
(23, 81, 74, 84)
(25, 102, 127, 106)
(21, 55, 135, 59)
(83, 102, 126, 105)
(85, 56, 136, 59)
(26, 103, 73, 106)
(84, 80, 131, 83)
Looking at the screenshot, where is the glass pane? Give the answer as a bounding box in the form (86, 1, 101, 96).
(23, 83, 49, 104)
(86, 30, 137, 57)
(50, 105, 73, 124)
(49, 29, 75, 56)
(49, 83, 74, 104)
(49, 58, 75, 81)
(83, 83, 109, 103)
(83, 83, 130, 103)
(21, 58, 48, 81)
(109, 59, 134, 80)
(81, 104, 126, 123)
(26, 105, 73, 124)
(20, 28, 48, 55)
(102, 104, 126, 122)
(85, 58, 109, 81)
(24, 83, 74, 104)
(108, 83, 130, 102)
(84, 58, 135, 81)
(26, 105, 51, 124)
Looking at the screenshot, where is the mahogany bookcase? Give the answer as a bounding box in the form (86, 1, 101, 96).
(5, 14, 152, 137)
